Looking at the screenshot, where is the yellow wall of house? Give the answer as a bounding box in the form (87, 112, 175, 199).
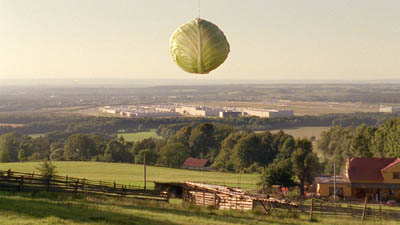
(317, 183, 352, 197)
(352, 188, 400, 201)
(381, 164, 400, 183)
(351, 180, 381, 183)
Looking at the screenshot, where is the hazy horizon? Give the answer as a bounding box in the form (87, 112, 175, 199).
(1, 0, 399, 80)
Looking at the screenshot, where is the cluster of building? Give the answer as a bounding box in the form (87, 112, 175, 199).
(174, 105, 294, 118)
(100, 105, 180, 118)
(100, 104, 294, 119)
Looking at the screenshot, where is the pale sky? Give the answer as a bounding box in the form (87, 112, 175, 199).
(0, 0, 399, 80)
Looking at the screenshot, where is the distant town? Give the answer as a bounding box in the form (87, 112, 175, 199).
(99, 104, 295, 118)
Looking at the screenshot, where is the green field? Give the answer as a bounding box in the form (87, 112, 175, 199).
(0, 191, 395, 225)
(29, 133, 45, 139)
(0, 162, 258, 190)
(117, 130, 162, 142)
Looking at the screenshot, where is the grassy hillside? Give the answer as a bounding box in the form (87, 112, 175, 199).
(0, 162, 258, 190)
(0, 191, 393, 225)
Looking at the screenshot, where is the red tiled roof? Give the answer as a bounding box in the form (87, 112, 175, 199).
(381, 159, 400, 171)
(183, 157, 209, 168)
(348, 157, 398, 182)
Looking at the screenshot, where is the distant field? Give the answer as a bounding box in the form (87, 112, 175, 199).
(192, 101, 378, 115)
(0, 162, 259, 190)
(118, 130, 162, 142)
(268, 126, 330, 139)
(0, 123, 24, 128)
(29, 134, 45, 139)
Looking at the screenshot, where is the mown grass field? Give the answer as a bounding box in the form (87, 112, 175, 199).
(117, 129, 161, 142)
(268, 126, 330, 139)
(0, 162, 258, 190)
(0, 191, 396, 225)
(28, 133, 46, 138)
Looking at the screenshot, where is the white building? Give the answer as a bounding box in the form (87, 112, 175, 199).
(176, 106, 219, 117)
(243, 109, 294, 118)
(379, 106, 400, 114)
(219, 111, 242, 118)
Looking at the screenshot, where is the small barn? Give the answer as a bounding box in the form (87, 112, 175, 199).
(153, 182, 184, 198)
(182, 158, 211, 171)
(183, 182, 297, 212)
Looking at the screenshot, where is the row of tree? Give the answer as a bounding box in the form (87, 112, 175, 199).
(0, 122, 320, 173)
(317, 117, 400, 174)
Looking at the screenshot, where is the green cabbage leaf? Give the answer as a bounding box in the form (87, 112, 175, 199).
(170, 18, 230, 74)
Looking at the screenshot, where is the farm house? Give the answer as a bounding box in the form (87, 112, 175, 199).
(182, 158, 211, 171)
(315, 157, 400, 201)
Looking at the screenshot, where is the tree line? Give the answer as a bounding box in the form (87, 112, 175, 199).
(317, 117, 400, 174)
(1, 112, 398, 137)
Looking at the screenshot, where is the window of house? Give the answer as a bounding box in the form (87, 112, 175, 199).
(393, 172, 400, 179)
(329, 187, 344, 196)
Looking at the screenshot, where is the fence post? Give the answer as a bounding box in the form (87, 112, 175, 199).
(66, 175, 68, 188)
(362, 196, 368, 222)
(18, 176, 24, 192)
(46, 175, 51, 191)
(82, 178, 86, 191)
(349, 199, 353, 217)
(319, 201, 322, 215)
(75, 179, 79, 194)
(31, 171, 34, 184)
(7, 169, 11, 178)
(309, 194, 314, 221)
(113, 181, 116, 190)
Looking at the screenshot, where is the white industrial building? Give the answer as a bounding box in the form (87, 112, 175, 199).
(379, 106, 400, 114)
(176, 106, 219, 117)
(100, 105, 180, 118)
(243, 109, 294, 118)
(219, 111, 242, 118)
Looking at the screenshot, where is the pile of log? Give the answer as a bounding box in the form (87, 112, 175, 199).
(183, 182, 297, 211)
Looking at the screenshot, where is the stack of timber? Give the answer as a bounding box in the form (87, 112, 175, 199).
(0, 169, 168, 201)
(183, 182, 297, 211)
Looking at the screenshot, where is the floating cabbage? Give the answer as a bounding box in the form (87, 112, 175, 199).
(170, 18, 230, 74)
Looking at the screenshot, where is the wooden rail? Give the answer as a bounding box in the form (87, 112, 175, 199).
(0, 169, 168, 202)
(298, 198, 400, 220)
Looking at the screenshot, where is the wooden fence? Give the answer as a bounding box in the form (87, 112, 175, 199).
(0, 169, 168, 201)
(298, 197, 400, 220)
